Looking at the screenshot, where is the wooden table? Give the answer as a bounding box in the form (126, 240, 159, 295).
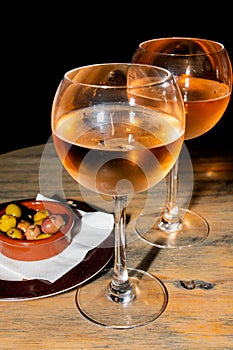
(0, 143, 232, 349)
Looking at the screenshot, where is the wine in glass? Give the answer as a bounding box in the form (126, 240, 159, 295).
(51, 63, 185, 328)
(132, 37, 232, 248)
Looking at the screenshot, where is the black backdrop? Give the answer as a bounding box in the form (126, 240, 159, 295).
(2, 7, 232, 154)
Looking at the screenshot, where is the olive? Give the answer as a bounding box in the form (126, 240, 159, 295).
(0, 214, 17, 232)
(0, 203, 67, 241)
(5, 203, 22, 218)
(33, 209, 49, 224)
(41, 214, 65, 234)
(7, 228, 24, 239)
(36, 233, 52, 240)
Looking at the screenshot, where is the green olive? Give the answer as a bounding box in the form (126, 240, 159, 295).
(6, 228, 24, 239)
(5, 203, 22, 218)
(33, 209, 49, 224)
(0, 214, 17, 232)
(36, 233, 52, 240)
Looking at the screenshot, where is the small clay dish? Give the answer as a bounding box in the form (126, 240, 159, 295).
(0, 199, 74, 261)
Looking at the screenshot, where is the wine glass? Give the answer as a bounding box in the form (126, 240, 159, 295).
(132, 37, 232, 248)
(51, 63, 185, 328)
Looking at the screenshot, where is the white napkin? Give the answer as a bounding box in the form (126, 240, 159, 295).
(0, 195, 114, 283)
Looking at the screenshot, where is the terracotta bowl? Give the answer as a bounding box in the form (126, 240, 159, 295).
(0, 199, 74, 261)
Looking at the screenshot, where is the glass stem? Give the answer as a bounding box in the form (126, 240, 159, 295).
(107, 195, 135, 303)
(158, 158, 182, 232)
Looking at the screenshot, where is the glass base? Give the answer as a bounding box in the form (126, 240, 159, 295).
(75, 267, 168, 329)
(135, 208, 210, 248)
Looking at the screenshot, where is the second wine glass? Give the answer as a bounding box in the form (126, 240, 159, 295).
(51, 63, 185, 328)
(132, 37, 232, 248)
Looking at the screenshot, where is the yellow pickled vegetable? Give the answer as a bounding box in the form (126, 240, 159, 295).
(5, 203, 22, 218)
(33, 209, 49, 224)
(7, 228, 24, 239)
(0, 214, 17, 232)
(36, 233, 52, 239)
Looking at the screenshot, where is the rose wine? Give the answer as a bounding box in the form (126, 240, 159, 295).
(176, 75, 231, 140)
(53, 104, 184, 196)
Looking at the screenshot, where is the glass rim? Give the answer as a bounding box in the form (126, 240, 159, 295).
(138, 37, 225, 56)
(64, 62, 174, 89)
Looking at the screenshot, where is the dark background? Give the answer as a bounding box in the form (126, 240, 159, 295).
(1, 7, 232, 155)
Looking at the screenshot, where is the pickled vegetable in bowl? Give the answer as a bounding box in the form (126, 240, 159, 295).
(0, 199, 74, 261)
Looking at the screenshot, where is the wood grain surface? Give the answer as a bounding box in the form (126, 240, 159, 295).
(0, 144, 232, 349)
